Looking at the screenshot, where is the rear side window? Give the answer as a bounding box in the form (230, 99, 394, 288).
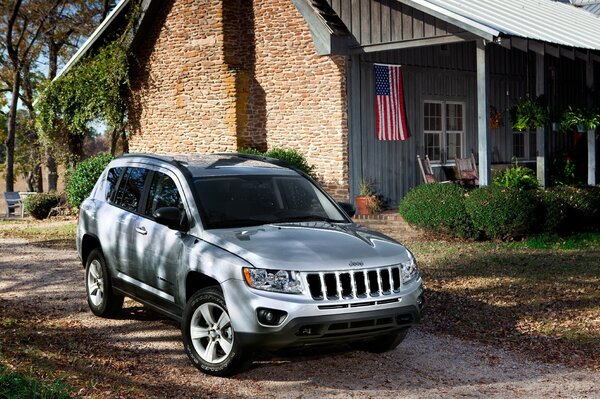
(113, 167, 149, 212)
(144, 172, 183, 217)
(105, 167, 123, 201)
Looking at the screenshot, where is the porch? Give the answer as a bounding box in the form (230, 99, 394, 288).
(295, 0, 600, 206)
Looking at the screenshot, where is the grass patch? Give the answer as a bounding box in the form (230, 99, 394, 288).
(0, 221, 76, 248)
(505, 232, 600, 250)
(405, 236, 600, 370)
(0, 363, 71, 399)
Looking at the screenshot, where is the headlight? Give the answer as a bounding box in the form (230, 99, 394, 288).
(243, 268, 303, 294)
(401, 256, 419, 284)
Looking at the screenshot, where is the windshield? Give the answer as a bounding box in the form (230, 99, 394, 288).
(194, 175, 348, 229)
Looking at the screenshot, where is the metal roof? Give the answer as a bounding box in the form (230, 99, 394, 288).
(584, 3, 600, 15)
(400, 0, 600, 50)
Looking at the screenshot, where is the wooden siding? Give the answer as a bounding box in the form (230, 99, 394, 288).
(326, 0, 462, 47)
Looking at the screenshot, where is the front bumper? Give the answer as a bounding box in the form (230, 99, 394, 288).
(222, 278, 424, 350)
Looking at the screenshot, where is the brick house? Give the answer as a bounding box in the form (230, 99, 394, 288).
(59, 0, 600, 205)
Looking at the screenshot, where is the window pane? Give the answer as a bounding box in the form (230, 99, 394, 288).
(106, 167, 122, 202)
(425, 133, 441, 161)
(513, 132, 525, 159)
(446, 133, 462, 159)
(446, 103, 463, 131)
(145, 172, 182, 217)
(115, 167, 148, 212)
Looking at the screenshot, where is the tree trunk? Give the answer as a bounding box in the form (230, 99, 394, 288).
(45, 41, 60, 191)
(46, 153, 58, 191)
(5, 69, 21, 193)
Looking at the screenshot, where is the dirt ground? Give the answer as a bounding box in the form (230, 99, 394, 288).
(0, 237, 599, 398)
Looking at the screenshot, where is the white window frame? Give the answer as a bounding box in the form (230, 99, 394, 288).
(423, 100, 466, 165)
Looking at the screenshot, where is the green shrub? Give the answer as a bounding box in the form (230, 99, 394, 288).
(535, 189, 570, 233)
(549, 186, 600, 231)
(23, 193, 62, 220)
(66, 153, 113, 208)
(237, 147, 316, 178)
(493, 165, 539, 190)
(399, 183, 474, 238)
(465, 186, 539, 240)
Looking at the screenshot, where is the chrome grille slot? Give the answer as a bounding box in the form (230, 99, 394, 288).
(324, 273, 338, 299)
(392, 267, 401, 291)
(354, 271, 367, 297)
(380, 269, 391, 293)
(307, 265, 403, 302)
(307, 274, 323, 299)
(339, 273, 352, 298)
(368, 270, 379, 296)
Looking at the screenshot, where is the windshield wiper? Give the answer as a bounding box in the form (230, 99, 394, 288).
(208, 218, 270, 229)
(274, 215, 344, 224)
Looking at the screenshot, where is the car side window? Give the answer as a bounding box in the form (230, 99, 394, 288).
(105, 167, 123, 201)
(113, 167, 149, 212)
(145, 172, 183, 217)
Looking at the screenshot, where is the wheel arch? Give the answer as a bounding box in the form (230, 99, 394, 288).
(81, 233, 102, 268)
(185, 271, 220, 302)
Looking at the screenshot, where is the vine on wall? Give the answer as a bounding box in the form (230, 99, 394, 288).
(36, 5, 138, 164)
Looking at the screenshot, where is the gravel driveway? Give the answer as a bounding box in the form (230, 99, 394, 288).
(1, 237, 598, 398)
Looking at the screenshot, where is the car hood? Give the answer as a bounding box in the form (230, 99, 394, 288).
(201, 222, 412, 271)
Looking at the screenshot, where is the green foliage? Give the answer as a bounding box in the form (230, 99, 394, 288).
(66, 153, 113, 208)
(23, 193, 62, 220)
(36, 40, 129, 163)
(549, 186, 600, 231)
(509, 97, 549, 131)
(237, 147, 316, 177)
(464, 186, 539, 240)
(0, 363, 71, 399)
(560, 106, 600, 131)
(535, 189, 569, 233)
(493, 164, 539, 190)
(399, 183, 474, 238)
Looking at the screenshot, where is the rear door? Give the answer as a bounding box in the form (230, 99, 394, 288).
(110, 166, 151, 282)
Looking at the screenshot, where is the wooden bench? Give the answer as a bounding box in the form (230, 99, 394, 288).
(3, 192, 23, 218)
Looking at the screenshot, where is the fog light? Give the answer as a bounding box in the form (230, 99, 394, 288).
(417, 293, 425, 310)
(257, 308, 287, 326)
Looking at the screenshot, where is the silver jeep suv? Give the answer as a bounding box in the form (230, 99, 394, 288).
(76, 153, 424, 376)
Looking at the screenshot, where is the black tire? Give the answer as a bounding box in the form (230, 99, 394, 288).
(351, 329, 409, 353)
(182, 287, 250, 376)
(85, 248, 124, 317)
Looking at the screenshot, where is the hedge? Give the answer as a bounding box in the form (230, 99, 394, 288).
(400, 181, 600, 241)
(464, 186, 539, 240)
(66, 153, 113, 208)
(399, 183, 474, 238)
(23, 193, 62, 220)
(237, 147, 316, 178)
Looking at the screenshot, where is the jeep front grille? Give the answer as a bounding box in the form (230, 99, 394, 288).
(306, 266, 402, 300)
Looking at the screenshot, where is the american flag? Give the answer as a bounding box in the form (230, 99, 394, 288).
(374, 64, 408, 141)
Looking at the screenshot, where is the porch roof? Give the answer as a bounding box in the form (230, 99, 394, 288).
(401, 0, 600, 50)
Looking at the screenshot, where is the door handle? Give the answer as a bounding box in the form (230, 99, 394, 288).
(135, 226, 147, 235)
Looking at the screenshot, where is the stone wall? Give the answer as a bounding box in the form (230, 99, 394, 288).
(128, 0, 349, 200)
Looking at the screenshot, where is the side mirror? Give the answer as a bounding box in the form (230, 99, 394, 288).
(337, 201, 356, 218)
(153, 207, 189, 231)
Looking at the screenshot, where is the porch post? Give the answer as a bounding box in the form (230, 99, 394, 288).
(536, 53, 547, 187)
(476, 40, 491, 186)
(586, 56, 596, 186)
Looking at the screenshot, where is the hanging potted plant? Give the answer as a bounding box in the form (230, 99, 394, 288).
(509, 97, 550, 132)
(355, 180, 381, 216)
(560, 106, 600, 132)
